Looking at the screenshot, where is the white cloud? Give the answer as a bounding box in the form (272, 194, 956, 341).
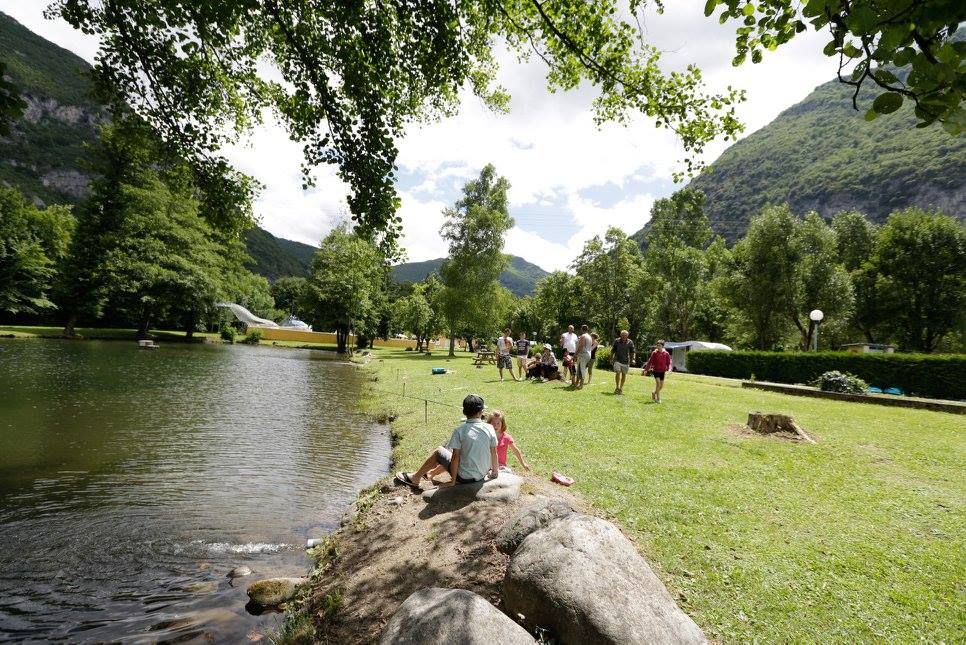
(3, 0, 837, 270)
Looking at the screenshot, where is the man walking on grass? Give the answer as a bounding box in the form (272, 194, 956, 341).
(612, 330, 635, 394)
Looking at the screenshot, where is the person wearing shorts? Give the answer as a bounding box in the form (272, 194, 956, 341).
(514, 331, 531, 380)
(395, 394, 498, 488)
(574, 325, 593, 389)
(611, 330, 635, 394)
(643, 339, 672, 403)
(496, 329, 518, 382)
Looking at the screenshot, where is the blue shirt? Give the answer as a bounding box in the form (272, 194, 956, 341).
(445, 418, 498, 481)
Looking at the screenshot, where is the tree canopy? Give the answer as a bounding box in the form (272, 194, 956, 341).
(707, 0, 965, 130)
(49, 0, 745, 249)
(439, 164, 516, 355)
(303, 224, 385, 354)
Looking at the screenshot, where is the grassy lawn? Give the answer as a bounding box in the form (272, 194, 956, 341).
(363, 348, 965, 643)
(0, 325, 218, 341)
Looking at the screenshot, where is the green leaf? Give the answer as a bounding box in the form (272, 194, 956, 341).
(704, 0, 717, 17)
(823, 40, 838, 56)
(743, 3, 756, 16)
(872, 92, 903, 114)
(843, 42, 862, 58)
(751, 49, 763, 63)
(864, 108, 878, 121)
(872, 69, 897, 85)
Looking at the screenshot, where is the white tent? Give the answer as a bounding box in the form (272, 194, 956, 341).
(663, 341, 732, 372)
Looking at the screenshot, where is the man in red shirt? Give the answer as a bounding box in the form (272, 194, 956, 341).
(642, 339, 672, 403)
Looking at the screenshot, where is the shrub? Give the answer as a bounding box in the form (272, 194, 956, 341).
(220, 324, 236, 343)
(595, 345, 613, 370)
(242, 328, 264, 345)
(813, 370, 868, 394)
(686, 350, 966, 400)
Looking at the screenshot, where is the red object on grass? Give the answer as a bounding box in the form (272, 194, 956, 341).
(551, 472, 574, 486)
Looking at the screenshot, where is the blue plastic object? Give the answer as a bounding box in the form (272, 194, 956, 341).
(868, 386, 883, 394)
(884, 387, 904, 396)
(431, 367, 447, 375)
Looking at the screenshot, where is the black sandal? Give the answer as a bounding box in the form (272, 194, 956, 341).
(394, 471, 421, 490)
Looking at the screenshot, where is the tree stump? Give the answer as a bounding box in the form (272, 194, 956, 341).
(747, 412, 816, 443)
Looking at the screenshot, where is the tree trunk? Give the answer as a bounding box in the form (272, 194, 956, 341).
(63, 311, 77, 338)
(448, 333, 456, 357)
(137, 309, 152, 340)
(185, 310, 196, 340)
(466, 336, 474, 353)
(747, 412, 816, 443)
(335, 325, 348, 354)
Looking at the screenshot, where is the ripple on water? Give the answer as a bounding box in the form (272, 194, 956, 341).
(0, 340, 391, 642)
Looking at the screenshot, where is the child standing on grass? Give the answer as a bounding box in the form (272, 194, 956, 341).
(643, 339, 672, 403)
(488, 410, 531, 473)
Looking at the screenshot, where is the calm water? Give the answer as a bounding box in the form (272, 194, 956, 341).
(0, 340, 390, 642)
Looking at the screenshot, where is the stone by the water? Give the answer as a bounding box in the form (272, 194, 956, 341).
(379, 587, 534, 644)
(503, 514, 706, 644)
(227, 565, 252, 579)
(246, 577, 308, 606)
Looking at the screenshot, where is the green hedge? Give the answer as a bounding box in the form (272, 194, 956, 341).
(686, 350, 966, 400)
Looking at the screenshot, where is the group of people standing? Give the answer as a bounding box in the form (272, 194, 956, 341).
(493, 324, 674, 403)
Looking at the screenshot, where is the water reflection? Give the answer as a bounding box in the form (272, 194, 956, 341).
(0, 340, 390, 642)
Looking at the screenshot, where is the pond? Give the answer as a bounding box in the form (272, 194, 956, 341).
(0, 340, 390, 642)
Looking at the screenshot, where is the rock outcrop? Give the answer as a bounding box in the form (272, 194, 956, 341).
(495, 497, 577, 555)
(379, 587, 534, 645)
(503, 514, 705, 644)
(246, 577, 308, 606)
(421, 472, 522, 504)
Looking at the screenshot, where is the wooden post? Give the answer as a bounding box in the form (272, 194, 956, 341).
(424, 399, 428, 425)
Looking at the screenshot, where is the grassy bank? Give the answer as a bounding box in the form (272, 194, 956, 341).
(360, 348, 964, 642)
(0, 324, 218, 341)
(0, 325, 342, 351)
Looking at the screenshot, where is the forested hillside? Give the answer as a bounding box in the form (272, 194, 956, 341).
(633, 71, 965, 244)
(242, 227, 316, 280)
(0, 11, 99, 206)
(0, 12, 313, 284)
(391, 255, 549, 296)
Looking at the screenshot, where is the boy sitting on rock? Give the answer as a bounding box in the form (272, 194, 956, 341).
(395, 394, 499, 489)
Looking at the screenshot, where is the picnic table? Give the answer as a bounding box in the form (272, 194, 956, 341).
(473, 349, 497, 366)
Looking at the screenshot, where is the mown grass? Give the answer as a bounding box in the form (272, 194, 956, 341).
(364, 348, 965, 643)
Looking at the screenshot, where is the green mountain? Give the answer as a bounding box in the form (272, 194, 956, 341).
(0, 11, 100, 206)
(243, 226, 317, 280)
(391, 255, 550, 296)
(632, 74, 965, 245)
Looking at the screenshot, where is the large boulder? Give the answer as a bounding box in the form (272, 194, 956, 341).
(495, 497, 577, 555)
(379, 587, 534, 645)
(246, 577, 308, 606)
(421, 473, 522, 504)
(503, 515, 705, 644)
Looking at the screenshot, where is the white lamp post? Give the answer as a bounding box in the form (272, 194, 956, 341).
(809, 309, 824, 351)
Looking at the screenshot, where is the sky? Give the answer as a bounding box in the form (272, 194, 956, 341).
(1, 1, 834, 272)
